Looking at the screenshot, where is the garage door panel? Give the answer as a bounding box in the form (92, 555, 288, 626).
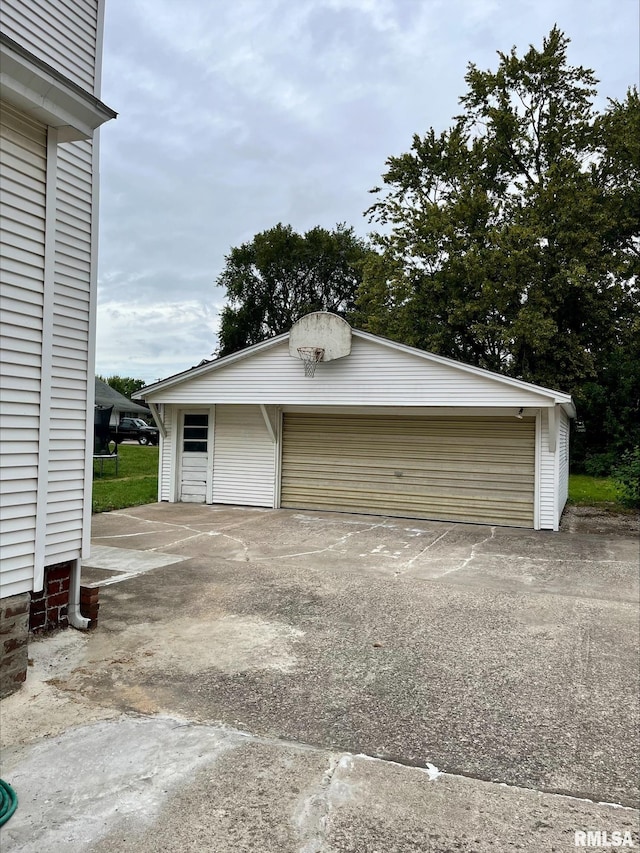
(281, 414, 535, 527)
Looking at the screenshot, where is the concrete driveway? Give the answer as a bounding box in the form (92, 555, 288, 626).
(1, 504, 638, 852)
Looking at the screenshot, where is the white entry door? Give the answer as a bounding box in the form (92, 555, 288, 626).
(179, 412, 210, 502)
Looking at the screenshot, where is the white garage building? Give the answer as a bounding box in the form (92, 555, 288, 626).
(137, 314, 575, 530)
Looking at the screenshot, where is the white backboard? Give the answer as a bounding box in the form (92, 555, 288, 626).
(288, 312, 352, 363)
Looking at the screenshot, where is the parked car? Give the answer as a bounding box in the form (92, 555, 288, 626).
(110, 417, 159, 446)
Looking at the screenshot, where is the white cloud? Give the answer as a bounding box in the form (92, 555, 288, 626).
(95, 299, 221, 384)
(97, 0, 639, 382)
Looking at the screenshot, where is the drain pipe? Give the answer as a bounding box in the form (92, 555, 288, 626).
(68, 558, 90, 630)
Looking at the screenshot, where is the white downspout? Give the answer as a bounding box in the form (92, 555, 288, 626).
(68, 558, 90, 630)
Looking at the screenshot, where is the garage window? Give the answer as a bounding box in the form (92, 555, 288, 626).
(183, 413, 208, 453)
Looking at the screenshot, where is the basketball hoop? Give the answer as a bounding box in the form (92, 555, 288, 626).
(297, 346, 324, 377)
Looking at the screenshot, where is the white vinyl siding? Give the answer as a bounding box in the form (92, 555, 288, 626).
(153, 337, 557, 409)
(44, 139, 93, 560)
(557, 409, 570, 523)
(1, 0, 99, 92)
(538, 410, 557, 530)
(158, 405, 173, 502)
(212, 405, 276, 507)
(281, 414, 535, 527)
(0, 102, 47, 596)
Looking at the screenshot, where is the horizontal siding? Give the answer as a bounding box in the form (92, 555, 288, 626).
(212, 405, 275, 507)
(44, 138, 94, 560)
(538, 410, 556, 530)
(1, 0, 99, 92)
(0, 101, 47, 595)
(558, 410, 570, 524)
(159, 406, 173, 501)
(282, 414, 535, 527)
(152, 338, 555, 408)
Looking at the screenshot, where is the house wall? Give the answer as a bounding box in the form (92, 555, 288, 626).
(0, 100, 48, 598)
(0, 1, 107, 697)
(1, 0, 99, 91)
(557, 408, 570, 524)
(150, 337, 556, 409)
(45, 137, 95, 564)
(211, 405, 277, 507)
(538, 409, 558, 530)
(158, 404, 174, 502)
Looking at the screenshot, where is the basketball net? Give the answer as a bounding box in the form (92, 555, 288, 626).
(297, 347, 324, 378)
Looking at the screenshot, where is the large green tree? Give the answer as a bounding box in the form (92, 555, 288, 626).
(216, 223, 371, 356)
(359, 27, 639, 469)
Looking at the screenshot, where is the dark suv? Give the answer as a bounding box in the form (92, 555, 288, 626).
(110, 417, 159, 446)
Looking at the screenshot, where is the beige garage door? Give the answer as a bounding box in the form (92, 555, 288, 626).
(281, 414, 535, 527)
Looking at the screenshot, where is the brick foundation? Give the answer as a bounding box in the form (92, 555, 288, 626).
(80, 585, 100, 629)
(29, 561, 72, 633)
(0, 593, 30, 699)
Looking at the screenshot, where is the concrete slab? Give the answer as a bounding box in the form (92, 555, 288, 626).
(1, 504, 638, 850)
(2, 715, 637, 853)
(82, 545, 188, 587)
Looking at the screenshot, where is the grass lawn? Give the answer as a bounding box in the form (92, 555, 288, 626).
(92, 443, 159, 513)
(568, 474, 619, 506)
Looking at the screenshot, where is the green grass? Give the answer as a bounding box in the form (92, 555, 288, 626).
(568, 474, 619, 506)
(92, 443, 159, 513)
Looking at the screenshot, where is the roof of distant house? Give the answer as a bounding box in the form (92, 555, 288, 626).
(95, 377, 150, 414)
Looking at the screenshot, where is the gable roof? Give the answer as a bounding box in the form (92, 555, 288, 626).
(95, 378, 150, 414)
(135, 330, 575, 415)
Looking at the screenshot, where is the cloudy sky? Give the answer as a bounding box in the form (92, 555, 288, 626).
(95, 0, 639, 384)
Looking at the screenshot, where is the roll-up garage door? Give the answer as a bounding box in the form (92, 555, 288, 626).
(281, 414, 535, 527)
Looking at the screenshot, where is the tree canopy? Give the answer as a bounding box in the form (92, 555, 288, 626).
(359, 26, 639, 470)
(216, 223, 371, 357)
(97, 375, 147, 400)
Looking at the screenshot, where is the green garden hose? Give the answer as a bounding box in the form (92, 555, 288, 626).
(0, 778, 18, 826)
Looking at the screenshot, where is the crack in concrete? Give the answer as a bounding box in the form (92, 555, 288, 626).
(431, 526, 497, 579)
(259, 521, 389, 561)
(294, 755, 342, 853)
(393, 526, 455, 577)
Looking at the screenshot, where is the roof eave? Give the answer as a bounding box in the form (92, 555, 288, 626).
(0, 33, 117, 141)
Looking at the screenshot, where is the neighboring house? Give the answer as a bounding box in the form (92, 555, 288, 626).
(95, 377, 151, 424)
(136, 312, 575, 532)
(0, 1, 115, 697)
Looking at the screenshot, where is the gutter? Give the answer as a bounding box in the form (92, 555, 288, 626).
(67, 558, 90, 630)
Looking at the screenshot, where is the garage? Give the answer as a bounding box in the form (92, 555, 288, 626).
(281, 413, 535, 527)
(138, 312, 574, 531)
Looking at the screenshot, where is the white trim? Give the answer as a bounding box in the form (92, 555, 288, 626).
(534, 409, 541, 531)
(548, 405, 557, 453)
(149, 402, 167, 438)
(82, 129, 100, 560)
(207, 405, 216, 504)
(275, 409, 283, 509)
(0, 34, 116, 141)
(169, 407, 179, 502)
(554, 411, 561, 531)
(280, 405, 545, 417)
(33, 126, 58, 591)
(260, 404, 276, 443)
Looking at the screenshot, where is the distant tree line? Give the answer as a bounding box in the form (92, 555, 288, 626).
(214, 28, 639, 474)
(97, 375, 146, 400)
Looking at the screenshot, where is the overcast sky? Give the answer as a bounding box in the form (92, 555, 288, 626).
(95, 0, 639, 384)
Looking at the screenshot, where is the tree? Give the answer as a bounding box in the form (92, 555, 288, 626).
(360, 27, 639, 469)
(98, 375, 147, 399)
(216, 223, 371, 356)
